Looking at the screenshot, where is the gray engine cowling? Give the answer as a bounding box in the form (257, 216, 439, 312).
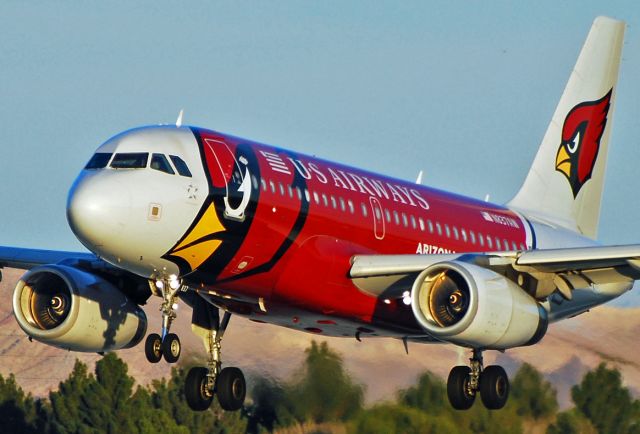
(13, 264, 147, 352)
(410, 261, 548, 350)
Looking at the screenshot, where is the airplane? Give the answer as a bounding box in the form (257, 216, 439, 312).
(0, 16, 633, 412)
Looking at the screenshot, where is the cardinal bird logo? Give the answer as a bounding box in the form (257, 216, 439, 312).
(555, 89, 612, 197)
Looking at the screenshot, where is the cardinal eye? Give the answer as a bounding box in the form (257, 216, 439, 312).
(567, 131, 580, 154)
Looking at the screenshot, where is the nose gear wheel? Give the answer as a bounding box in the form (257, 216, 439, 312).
(144, 277, 184, 364)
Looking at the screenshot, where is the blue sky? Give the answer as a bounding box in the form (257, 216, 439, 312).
(2, 1, 640, 300)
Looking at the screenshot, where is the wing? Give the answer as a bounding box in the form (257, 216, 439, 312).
(0, 246, 97, 269)
(350, 244, 640, 301)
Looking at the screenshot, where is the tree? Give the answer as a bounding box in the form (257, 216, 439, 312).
(572, 363, 640, 434)
(0, 372, 45, 433)
(49, 355, 187, 434)
(245, 376, 295, 433)
(398, 371, 448, 414)
(350, 404, 461, 434)
(546, 410, 597, 434)
(509, 363, 558, 419)
(286, 341, 364, 424)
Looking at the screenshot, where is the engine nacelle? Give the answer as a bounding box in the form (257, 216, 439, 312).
(13, 264, 147, 352)
(411, 261, 548, 350)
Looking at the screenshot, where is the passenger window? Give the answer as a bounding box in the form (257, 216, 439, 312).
(419, 218, 425, 231)
(486, 236, 493, 249)
(436, 222, 442, 236)
(279, 183, 285, 195)
(313, 191, 320, 204)
(331, 196, 337, 209)
(495, 238, 502, 250)
(445, 225, 451, 238)
(169, 155, 192, 177)
(374, 207, 381, 220)
(453, 227, 459, 240)
(322, 194, 328, 206)
(469, 231, 475, 244)
(402, 213, 408, 227)
(296, 187, 302, 200)
(410, 215, 417, 229)
(428, 220, 434, 233)
(385, 210, 391, 223)
(348, 200, 354, 214)
(151, 154, 175, 174)
(461, 229, 467, 243)
(269, 181, 275, 193)
(394, 211, 400, 225)
(304, 189, 310, 202)
(478, 233, 484, 246)
(339, 197, 346, 211)
(288, 185, 294, 198)
(261, 179, 267, 191)
(251, 175, 258, 189)
(111, 153, 148, 169)
(511, 241, 517, 250)
(85, 153, 112, 169)
(361, 203, 368, 217)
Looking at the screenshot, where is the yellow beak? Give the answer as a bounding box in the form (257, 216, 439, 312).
(555, 145, 571, 178)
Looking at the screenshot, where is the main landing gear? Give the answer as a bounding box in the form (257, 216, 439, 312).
(447, 349, 509, 410)
(145, 277, 182, 364)
(184, 298, 246, 412)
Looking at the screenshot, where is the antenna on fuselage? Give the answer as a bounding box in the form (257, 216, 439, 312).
(415, 170, 424, 185)
(176, 109, 184, 128)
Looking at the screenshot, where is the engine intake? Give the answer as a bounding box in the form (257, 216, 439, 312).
(13, 264, 147, 352)
(411, 261, 547, 349)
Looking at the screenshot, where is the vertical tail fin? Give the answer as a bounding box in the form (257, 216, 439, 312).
(508, 17, 625, 239)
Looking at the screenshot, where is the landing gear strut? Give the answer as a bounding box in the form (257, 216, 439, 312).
(185, 299, 246, 412)
(145, 277, 182, 364)
(447, 349, 509, 410)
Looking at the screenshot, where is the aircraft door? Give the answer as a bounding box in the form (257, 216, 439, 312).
(369, 197, 385, 240)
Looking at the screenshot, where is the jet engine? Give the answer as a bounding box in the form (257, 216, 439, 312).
(12, 264, 147, 352)
(411, 261, 548, 349)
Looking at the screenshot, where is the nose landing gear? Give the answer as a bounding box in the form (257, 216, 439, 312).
(145, 277, 182, 364)
(185, 297, 246, 412)
(447, 349, 509, 410)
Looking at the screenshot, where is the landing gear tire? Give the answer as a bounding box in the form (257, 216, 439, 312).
(162, 333, 181, 363)
(144, 333, 163, 363)
(447, 366, 476, 410)
(185, 367, 213, 411)
(216, 367, 246, 411)
(480, 365, 509, 410)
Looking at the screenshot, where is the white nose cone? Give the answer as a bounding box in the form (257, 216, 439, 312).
(67, 174, 132, 249)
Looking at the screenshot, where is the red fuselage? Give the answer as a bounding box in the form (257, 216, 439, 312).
(168, 127, 533, 338)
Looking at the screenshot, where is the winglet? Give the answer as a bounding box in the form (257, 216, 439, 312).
(176, 109, 184, 128)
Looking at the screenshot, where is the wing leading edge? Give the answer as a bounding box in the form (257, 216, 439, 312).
(0, 246, 97, 270)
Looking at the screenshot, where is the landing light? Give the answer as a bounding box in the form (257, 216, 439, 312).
(169, 275, 180, 290)
(402, 291, 412, 305)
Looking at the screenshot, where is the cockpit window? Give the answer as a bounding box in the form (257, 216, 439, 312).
(170, 155, 192, 177)
(85, 153, 112, 169)
(110, 153, 149, 169)
(150, 154, 175, 175)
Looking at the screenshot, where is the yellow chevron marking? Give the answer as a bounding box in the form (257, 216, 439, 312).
(171, 239, 222, 271)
